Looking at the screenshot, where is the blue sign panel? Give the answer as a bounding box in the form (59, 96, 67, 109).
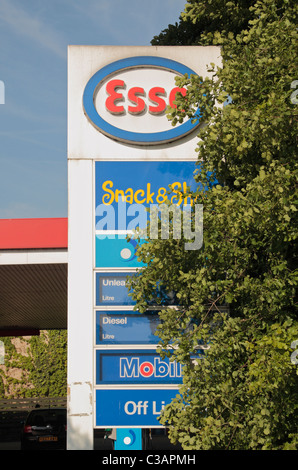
(95, 160, 198, 231)
(95, 234, 146, 268)
(94, 161, 200, 268)
(95, 350, 183, 385)
(83, 56, 201, 145)
(114, 428, 142, 450)
(95, 273, 135, 306)
(95, 388, 179, 427)
(95, 311, 161, 345)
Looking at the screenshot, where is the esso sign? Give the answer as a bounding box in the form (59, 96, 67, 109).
(105, 79, 186, 116)
(83, 56, 201, 146)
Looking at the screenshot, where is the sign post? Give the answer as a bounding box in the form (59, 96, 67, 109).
(67, 46, 221, 450)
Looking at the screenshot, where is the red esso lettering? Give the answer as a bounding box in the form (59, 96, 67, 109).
(105, 79, 125, 114)
(128, 87, 146, 114)
(105, 80, 186, 115)
(169, 86, 187, 109)
(149, 87, 167, 114)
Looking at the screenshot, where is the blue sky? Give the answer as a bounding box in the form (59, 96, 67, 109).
(0, 0, 186, 219)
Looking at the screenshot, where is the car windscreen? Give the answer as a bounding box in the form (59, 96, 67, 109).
(26, 409, 66, 426)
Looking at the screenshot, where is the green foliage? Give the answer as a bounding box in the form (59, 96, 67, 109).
(0, 331, 67, 398)
(29, 331, 67, 397)
(160, 316, 298, 450)
(0, 336, 33, 397)
(151, 0, 255, 46)
(128, 0, 298, 450)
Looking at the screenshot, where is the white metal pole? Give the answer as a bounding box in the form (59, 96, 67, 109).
(67, 159, 94, 450)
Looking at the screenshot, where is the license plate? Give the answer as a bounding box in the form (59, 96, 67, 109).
(39, 436, 58, 442)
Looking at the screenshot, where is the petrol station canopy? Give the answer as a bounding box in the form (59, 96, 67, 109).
(0, 218, 68, 335)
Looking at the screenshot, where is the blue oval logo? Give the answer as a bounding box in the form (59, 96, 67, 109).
(83, 56, 201, 146)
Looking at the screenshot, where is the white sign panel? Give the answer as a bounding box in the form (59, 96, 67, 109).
(68, 46, 221, 160)
(67, 45, 221, 449)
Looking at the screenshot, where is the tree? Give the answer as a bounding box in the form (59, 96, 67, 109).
(0, 331, 67, 398)
(128, 0, 298, 449)
(29, 330, 67, 397)
(151, 0, 255, 46)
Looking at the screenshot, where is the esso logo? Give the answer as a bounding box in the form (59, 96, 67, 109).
(83, 56, 201, 146)
(105, 79, 186, 116)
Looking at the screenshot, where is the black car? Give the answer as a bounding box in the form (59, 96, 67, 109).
(20, 408, 66, 450)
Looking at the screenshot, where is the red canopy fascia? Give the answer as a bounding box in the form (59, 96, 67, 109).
(0, 218, 68, 250)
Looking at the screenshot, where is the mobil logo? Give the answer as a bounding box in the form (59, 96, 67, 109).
(83, 56, 201, 145)
(120, 356, 182, 379)
(95, 350, 186, 385)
